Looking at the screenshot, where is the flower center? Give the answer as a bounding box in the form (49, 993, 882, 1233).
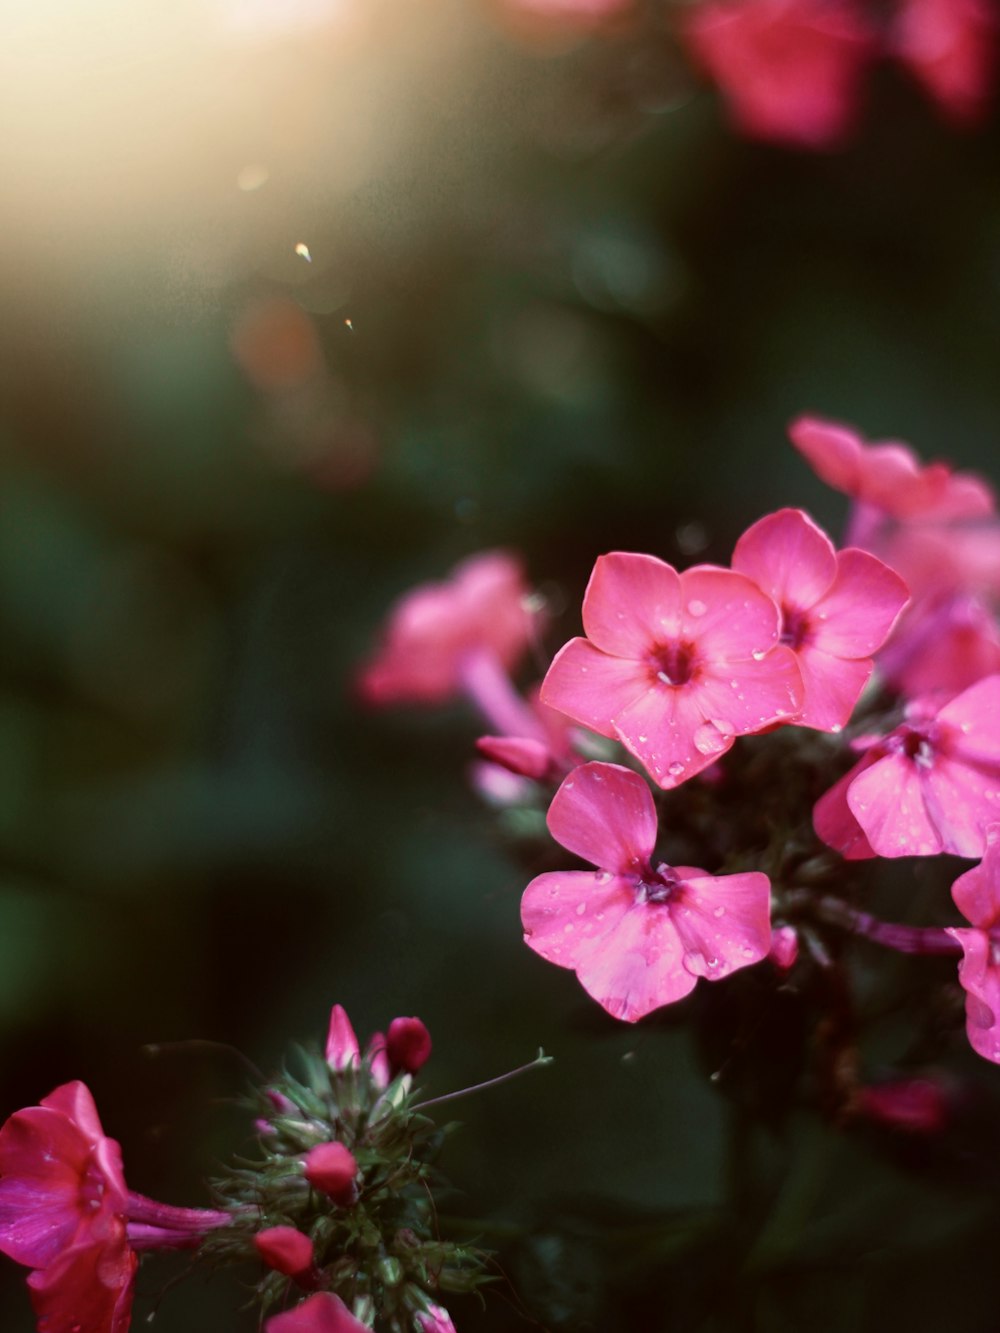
(650, 641, 696, 687)
(779, 604, 811, 651)
(635, 864, 680, 905)
(897, 725, 936, 769)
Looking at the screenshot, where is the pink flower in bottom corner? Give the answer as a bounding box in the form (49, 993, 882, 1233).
(521, 762, 772, 1021)
(732, 507, 908, 732)
(26, 1220, 136, 1333)
(892, 0, 996, 127)
(540, 551, 802, 790)
(680, 0, 875, 148)
(416, 1303, 458, 1333)
(266, 1292, 371, 1333)
(948, 830, 1000, 1064)
(814, 676, 1000, 860)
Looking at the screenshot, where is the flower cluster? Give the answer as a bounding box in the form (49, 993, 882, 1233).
(362, 414, 1000, 1079)
(0, 1007, 494, 1333)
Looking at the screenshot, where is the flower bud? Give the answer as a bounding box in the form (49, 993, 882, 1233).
(475, 735, 551, 780)
(416, 1302, 458, 1333)
(386, 1017, 432, 1075)
(366, 1031, 391, 1091)
(325, 1005, 360, 1071)
(304, 1142, 358, 1204)
(769, 925, 799, 972)
(255, 1226, 314, 1278)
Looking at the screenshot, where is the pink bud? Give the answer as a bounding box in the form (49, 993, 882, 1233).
(365, 1031, 391, 1090)
(304, 1142, 358, 1203)
(255, 1226, 314, 1277)
(325, 1005, 360, 1071)
(385, 1017, 432, 1074)
(857, 1078, 950, 1135)
(475, 735, 552, 780)
(266, 1291, 371, 1333)
(769, 925, 799, 971)
(416, 1303, 458, 1333)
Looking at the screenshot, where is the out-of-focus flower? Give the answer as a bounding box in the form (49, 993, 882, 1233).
(359, 551, 538, 710)
(303, 1143, 358, 1204)
(680, 0, 875, 148)
(856, 1077, 951, 1132)
(892, 0, 996, 126)
(265, 1291, 371, 1333)
(948, 830, 1000, 1062)
(877, 590, 1000, 699)
(789, 415, 994, 523)
(521, 762, 772, 1020)
(385, 1018, 432, 1076)
(732, 508, 908, 732)
(814, 676, 1000, 859)
(541, 551, 802, 788)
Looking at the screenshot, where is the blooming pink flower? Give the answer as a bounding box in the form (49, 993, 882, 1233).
(680, 0, 875, 148)
(385, 1017, 432, 1075)
(788, 415, 995, 522)
(358, 551, 537, 707)
(947, 830, 1000, 1063)
(892, 0, 996, 126)
(266, 1291, 371, 1333)
(814, 676, 1000, 859)
(255, 1226, 315, 1278)
(304, 1143, 358, 1204)
(541, 552, 802, 788)
(732, 508, 908, 731)
(416, 1302, 459, 1333)
(521, 763, 772, 1021)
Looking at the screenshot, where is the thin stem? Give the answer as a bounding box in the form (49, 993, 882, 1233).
(786, 890, 963, 957)
(411, 1049, 553, 1113)
(126, 1191, 231, 1232)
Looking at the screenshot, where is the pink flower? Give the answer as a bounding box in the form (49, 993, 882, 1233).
(892, 0, 996, 126)
(26, 1219, 136, 1333)
(876, 591, 1000, 699)
(304, 1143, 358, 1204)
(255, 1226, 315, 1279)
(680, 0, 875, 148)
(325, 1004, 361, 1071)
(0, 1081, 127, 1270)
(541, 552, 802, 788)
(732, 508, 908, 731)
(788, 415, 995, 522)
(521, 763, 772, 1021)
(358, 551, 537, 707)
(814, 676, 1000, 859)
(416, 1303, 458, 1333)
(266, 1292, 371, 1333)
(947, 830, 1000, 1063)
(385, 1017, 432, 1075)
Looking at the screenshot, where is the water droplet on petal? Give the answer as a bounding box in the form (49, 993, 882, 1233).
(752, 649, 767, 661)
(576, 902, 587, 916)
(687, 599, 707, 617)
(694, 720, 730, 756)
(712, 905, 725, 918)
(667, 761, 685, 778)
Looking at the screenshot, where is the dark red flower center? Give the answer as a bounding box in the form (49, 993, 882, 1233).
(649, 641, 697, 687)
(896, 724, 937, 769)
(635, 864, 680, 906)
(779, 603, 811, 651)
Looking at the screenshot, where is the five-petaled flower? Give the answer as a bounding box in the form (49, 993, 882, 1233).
(521, 762, 772, 1021)
(948, 829, 1000, 1064)
(541, 551, 803, 788)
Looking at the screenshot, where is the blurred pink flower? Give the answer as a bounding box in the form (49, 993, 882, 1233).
(359, 550, 538, 714)
(814, 676, 1000, 858)
(877, 590, 1000, 699)
(892, 0, 996, 126)
(732, 508, 908, 731)
(541, 551, 802, 788)
(948, 829, 1000, 1062)
(266, 1292, 371, 1333)
(521, 762, 772, 1021)
(681, 0, 875, 148)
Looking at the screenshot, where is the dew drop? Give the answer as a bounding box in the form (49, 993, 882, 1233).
(687, 599, 707, 617)
(667, 761, 685, 778)
(752, 649, 767, 661)
(638, 734, 648, 743)
(712, 905, 725, 918)
(576, 902, 587, 916)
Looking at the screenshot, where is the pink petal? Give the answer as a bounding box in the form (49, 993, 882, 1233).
(939, 675, 1000, 767)
(521, 871, 632, 969)
(612, 682, 735, 788)
(41, 1083, 105, 1148)
(581, 552, 682, 657)
(691, 648, 804, 733)
(266, 1292, 372, 1333)
(812, 755, 878, 860)
(795, 645, 872, 732)
(0, 1109, 95, 1268)
(324, 1005, 360, 1071)
(731, 508, 836, 611)
(545, 763, 657, 872)
(540, 638, 652, 739)
(475, 735, 552, 780)
(893, 0, 996, 127)
(846, 753, 941, 857)
(951, 831, 1000, 929)
(27, 1221, 136, 1333)
(789, 415, 864, 493)
(923, 756, 1000, 858)
(809, 548, 910, 658)
(572, 902, 695, 1021)
(670, 871, 772, 979)
(677, 566, 781, 660)
(947, 927, 1000, 1064)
